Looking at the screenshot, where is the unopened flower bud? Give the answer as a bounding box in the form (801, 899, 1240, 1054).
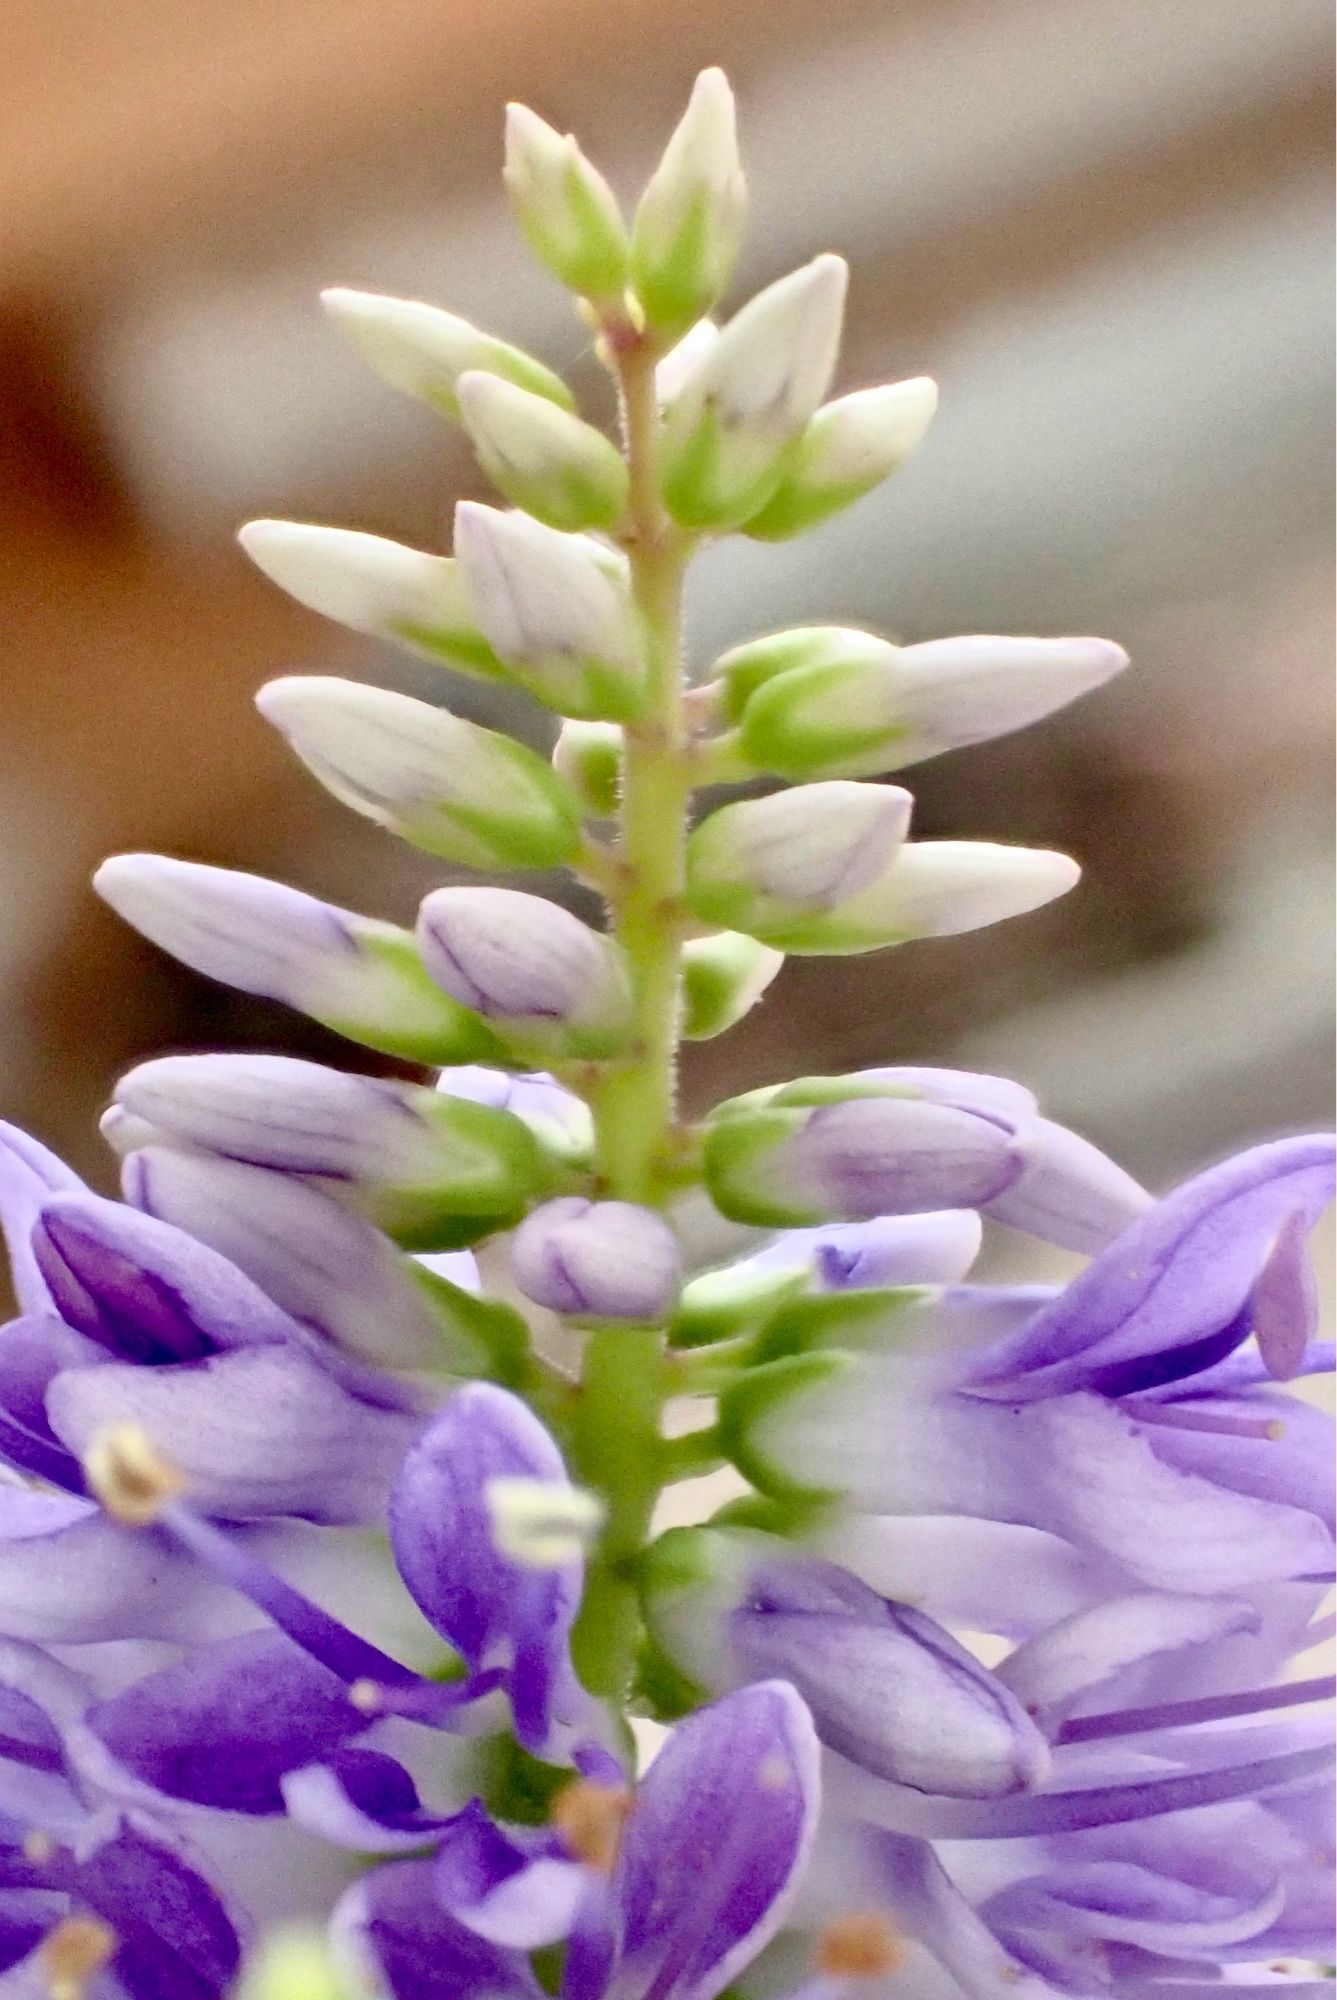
(703, 1087, 1024, 1228)
(256, 676, 581, 871)
(112, 1053, 545, 1247)
(659, 255, 848, 529)
(655, 318, 719, 403)
(682, 930, 785, 1040)
(510, 1196, 682, 1319)
(551, 719, 623, 817)
(453, 502, 646, 720)
(239, 520, 505, 680)
(739, 633, 1129, 779)
(418, 886, 633, 1058)
(631, 68, 746, 337)
(457, 371, 628, 532)
(744, 376, 938, 540)
(320, 287, 575, 421)
(686, 783, 912, 940)
(95, 854, 498, 1065)
(503, 103, 630, 301)
(436, 1065, 595, 1164)
(713, 625, 870, 720)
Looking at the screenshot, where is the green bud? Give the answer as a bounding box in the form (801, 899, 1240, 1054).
(701, 1103, 820, 1227)
(681, 930, 784, 1039)
(412, 1259, 534, 1385)
(717, 1352, 851, 1499)
(552, 719, 623, 817)
(659, 256, 848, 529)
(751, 1284, 934, 1362)
(504, 103, 630, 301)
(457, 371, 629, 532)
(738, 655, 909, 779)
(669, 1260, 808, 1348)
(743, 376, 938, 539)
(257, 677, 583, 871)
(631, 68, 746, 337)
(320, 288, 575, 421)
(236, 1928, 349, 2000)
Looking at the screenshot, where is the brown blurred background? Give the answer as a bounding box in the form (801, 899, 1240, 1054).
(0, 0, 1332, 1193)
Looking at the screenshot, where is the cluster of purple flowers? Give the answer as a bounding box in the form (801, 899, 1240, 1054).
(0, 1058, 1331, 1998)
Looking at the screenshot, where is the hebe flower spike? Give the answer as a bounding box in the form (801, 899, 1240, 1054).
(0, 63, 1328, 2000)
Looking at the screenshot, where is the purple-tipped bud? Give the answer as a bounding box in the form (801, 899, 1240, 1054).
(503, 103, 629, 302)
(111, 1053, 544, 1246)
(704, 1090, 1023, 1228)
(510, 1197, 682, 1320)
(94, 855, 497, 1066)
(453, 502, 646, 720)
(435, 1066, 595, 1163)
(417, 887, 633, 1059)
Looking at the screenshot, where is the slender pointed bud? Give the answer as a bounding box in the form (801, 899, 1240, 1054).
(738, 633, 1130, 779)
(845, 841, 1081, 947)
(682, 930, 785, 1039)
(111, 1053, 545, 1248)
(703, 1088, 1024, 1229)
(95, 854, 500, 1064)
(256, 676, 582, 870)
(631, 68, 746, 337)
(744, 377, 938, 539)
(659, 255, 848, 529)
(456, 371, 629, 532)
(238, 521, 506, 681)
(485, 1475, 604, 1566)
(453, 502, 647, 720)
(418, 886, 633, 1058)
(686, 783, 912, 938)
(503, 103, 630, 301)
(510, 1196, 682, 1320)
(320, 286, 574, 421)
(552, 719, 623, 817)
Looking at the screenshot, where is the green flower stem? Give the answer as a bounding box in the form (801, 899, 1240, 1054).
(572, 327, 693, 1701)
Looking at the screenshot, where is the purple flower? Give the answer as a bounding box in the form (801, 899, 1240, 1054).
(0, 1123, 418, 1533)
(338, 1680, 821, 2000)
(722, 1136, 1336, 1597)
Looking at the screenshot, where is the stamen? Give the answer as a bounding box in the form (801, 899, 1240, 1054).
(23, 1830, 55, 1865)
(551, 1779, 633, 1873)
(485, 1475, 604, 1568)
(1125, 1401, 1284, 1442)
(1057, 1672, 1336, 1745)
(82, 1423, 185, 1525)
(40, 1917, 117, 2000)
(817, 1912, 906, 1979)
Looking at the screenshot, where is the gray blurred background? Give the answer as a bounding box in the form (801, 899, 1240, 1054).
(0, 0, 1332, 1198)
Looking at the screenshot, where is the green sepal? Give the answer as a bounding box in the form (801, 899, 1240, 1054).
(717, 1350, 851, 1498)
(711, 1490, 832, 1538)
(738, 659, 910, 780)
(634, 1629, 709, 1721)
(631, 191, 716, 338)
(410, 1263, 532, 1385)
(751, 1284, 933, 1362)
(322, 926, 508, 1067)
(701, 1107, 817, 1227)
(660, 399, 799, 532)
(669, 1261, 808, 1349)
(742, 467, 885, 541)
(467, 1731, 574, 1827)
(552, 720, 623, 817)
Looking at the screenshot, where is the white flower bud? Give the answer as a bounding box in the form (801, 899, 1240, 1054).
(456, 371, 628, 532)
(738, 633, 1130, 779)
(659, 255, 848, 529)
(745, 376, 939, 539)
(320, 287, 574, 421)
(503, 103, 629, 301)
(847, 842, 1081, 944)
(256, 676, 581, 870)
(687, 783, 912, 937)
(238, 521, 504, 681)
(631, 69, 746, 337)
(453, 502, 646, 720)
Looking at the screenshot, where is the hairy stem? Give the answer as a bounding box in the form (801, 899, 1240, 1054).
(571, 328, 692, 1702)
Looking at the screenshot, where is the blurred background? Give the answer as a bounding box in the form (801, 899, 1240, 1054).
(0, 0, 1332, 1204)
